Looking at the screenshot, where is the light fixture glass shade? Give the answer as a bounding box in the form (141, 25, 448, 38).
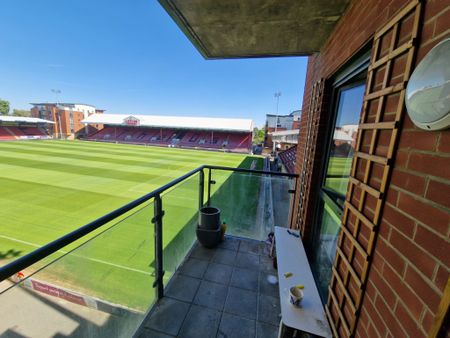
(405, 38, 450, 130)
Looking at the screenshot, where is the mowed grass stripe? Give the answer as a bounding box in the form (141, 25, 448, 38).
(0, 154, 199, 184)
(0, 161, 184, 200)
(0, 141, 227, 163)
(0, 142, 242, 170)
(8, 140, 243, 163)
(0, 146, 198, 171)
(0, 145, 238, 176)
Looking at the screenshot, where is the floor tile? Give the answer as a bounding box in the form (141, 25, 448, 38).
(224, 286, 257, 320)
(259, 255, 276, 273)
(179, 257, 209, 278)
(204, 262, 233, 285)
(235, 252, 260, 270)
(190, 244, 215, 261)
(212, 248, 237, 265)
(259, 271, 279, 298)
(144, 298, 190, 336)
(137, 328, 175, 338)
(239, 240, 263, 255)
(178, 305, 221, 338)
(217, 312, 256, 338)
(258, 294, 281, 326)
(217, 236, 240, 251)
(166, 275, 200, 302)
(193, 280, 228, 310)
(230, 267, 259, 291)
(256, 321, 279, 338)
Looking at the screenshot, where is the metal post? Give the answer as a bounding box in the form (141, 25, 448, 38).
(199, 170, 204, 210)
(288, 176, 298, 229)
(207, 168, 212, 206)
(152, 194, 164, 299)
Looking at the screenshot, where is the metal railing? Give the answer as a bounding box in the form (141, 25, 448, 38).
(0, 165, 297, 303)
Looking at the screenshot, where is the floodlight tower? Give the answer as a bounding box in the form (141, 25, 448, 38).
(51, 89, 63, 138)
(273, 91, 282, 153)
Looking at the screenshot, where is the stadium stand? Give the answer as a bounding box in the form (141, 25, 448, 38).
(278, 145, 297, 174)
(83, 114, 254, 153)
(0, 116, 53, 141)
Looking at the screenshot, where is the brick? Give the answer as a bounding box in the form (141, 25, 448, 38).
(385, 186, 399, 206)
(423, 0, 449, 24)
(404, 265, 441, 313)
(426, 179, 450, 209)
(379, 219, 392, 241)
(398, 130, 439, 152)
(415, 225, 449, 263)
(385, 93, 401, 113)
(437, 132, 450, 153)
(402, 115, 418, 130)
(391, 169, 427, 196)
(421, 309, 435, 335)
(382, 263, 424, 320)
(391, 53, 408, 81)
(395, 301, 426, 338)
(372, 247, 386, 272)
(397, 192, 449, 235)
(361, 293, 388, 336)
(377, 237, 407, 274)
(434, 264, 450, 293)
(368, 265, 397, 307)
(434, 7, 450, 37)
(367, 322, 381, 338)
(408, 152, 450, 181)
(420, 19, 436, 45)
(374, 294, 406, 338)
(383, 202, 415, 237)
(390, 227, 437, 279)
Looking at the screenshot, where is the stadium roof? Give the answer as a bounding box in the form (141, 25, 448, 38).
(333, 129, 353, 142)
(82, 114, 253, 132)
(271, 129, 300, 137)
(30, 103, 96, 107)
(0, 116, 54, 124)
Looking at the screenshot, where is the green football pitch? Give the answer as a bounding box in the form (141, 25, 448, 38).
(0, 140, 261, 309)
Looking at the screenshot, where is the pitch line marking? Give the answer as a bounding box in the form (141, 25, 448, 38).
(0, 235, 153, 276)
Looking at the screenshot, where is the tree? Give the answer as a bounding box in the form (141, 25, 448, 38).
(0, 99, 10, 115)
(12, 109, 32, 117)
(253, 126, 265, 145)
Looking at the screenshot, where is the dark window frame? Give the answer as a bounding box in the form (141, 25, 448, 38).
(307, 47, 371, 303)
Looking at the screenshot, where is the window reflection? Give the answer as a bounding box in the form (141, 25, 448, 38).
(311, 82, 365, 302)
(324, 84, 365, 202)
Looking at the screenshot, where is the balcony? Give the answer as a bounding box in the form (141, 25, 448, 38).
(0, 165, 297, 337)
(138, 236, 280, 338)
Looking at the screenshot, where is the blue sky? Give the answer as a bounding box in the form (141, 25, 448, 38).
(0, 0, 307, 127)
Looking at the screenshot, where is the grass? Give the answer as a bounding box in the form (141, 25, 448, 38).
(324, 156, 353, 196)
(0, 140, 262, 310)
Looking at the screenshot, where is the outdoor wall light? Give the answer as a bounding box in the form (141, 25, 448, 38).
(405, 38, 450, 130)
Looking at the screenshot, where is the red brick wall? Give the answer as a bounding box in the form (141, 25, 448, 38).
(294, 0, 450, 336)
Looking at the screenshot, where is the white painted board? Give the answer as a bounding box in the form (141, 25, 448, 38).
(275, 226, 332, 337)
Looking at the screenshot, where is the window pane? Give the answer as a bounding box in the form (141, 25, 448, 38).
(324, 84, 365, 199)
(310, 196, 342, 301)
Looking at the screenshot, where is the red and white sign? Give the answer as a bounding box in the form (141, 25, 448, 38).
(123, 116, 140, 126)
(30, 279, 87, 306)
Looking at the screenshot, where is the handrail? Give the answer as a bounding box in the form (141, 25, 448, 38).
(205, 165, 297, 178)
(0, 164, 298, 282)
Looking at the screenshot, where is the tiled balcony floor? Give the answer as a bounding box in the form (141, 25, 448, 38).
(138, 236, 281, 338)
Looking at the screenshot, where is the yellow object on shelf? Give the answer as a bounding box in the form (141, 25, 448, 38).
(284, 272, 293, 278)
